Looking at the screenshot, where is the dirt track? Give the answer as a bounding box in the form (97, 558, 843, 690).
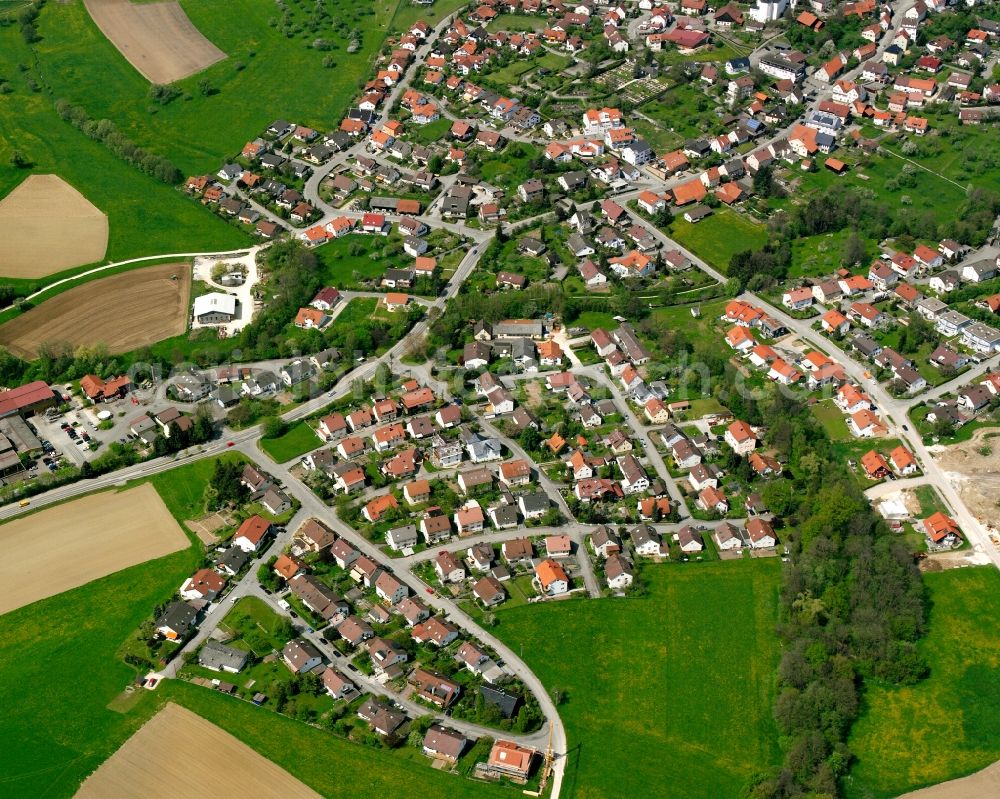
(0, 175, 108, 279)
(932, 428, 1000, 529)
(897, 760, 1000, 799)
(0, 484, 189, 615)
(83, 0, 226, 84)
(0, 262, 191, 358)
(75, 703, 323, 798)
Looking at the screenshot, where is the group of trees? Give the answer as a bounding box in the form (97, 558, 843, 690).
(209, 458, 249, 509)
(54, 99, 182, 184)
(730, 182, 1000, 290)
(16, 0, 42, 43)
(738, 390, 927, 799)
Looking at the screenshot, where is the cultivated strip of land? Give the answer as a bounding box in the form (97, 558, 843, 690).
(0, 483, 189, 615)
(75, 702, 323, 799)
(0, 262, 191, 358)
(0, 174, 108, 279)
(82, 0, 226, 84)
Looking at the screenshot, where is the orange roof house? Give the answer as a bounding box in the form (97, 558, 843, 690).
(860, 450, 891, 479)
(924, 511, 960, 543)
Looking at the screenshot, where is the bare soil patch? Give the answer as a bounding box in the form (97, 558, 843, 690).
(0, 175, 108, 279)
(75, 703, 323, 799)
(932, 428, 1000, 529)
(0, 262, 191, 358)
(897, 759, 1000, 799)
(83, 0, 226, 84)
(0, 484, 189, 615)
(184, 510, 233, 545)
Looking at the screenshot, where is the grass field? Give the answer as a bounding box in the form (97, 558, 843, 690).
(789, 229, 876, 280)
(846, 567, 1000, 799)
(495, 560, 783, 799)
(669, 208, 768, 273)
(810, 399, 853, 442)
(31, 0, 395, 175)
(260, 421, 320, 463)
(0, 262, 191, 358)
(315, 234, 411, 286)
(145, 453, 246, 525)
(0, 22, 249, 279)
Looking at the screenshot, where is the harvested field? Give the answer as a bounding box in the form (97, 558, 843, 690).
(83, 0, 226, 84)
(75, 702, 323, 799)
(0, 484, 189, 615)
(0, 174, 108, 278)
(897, 760, 1000, 799)
(0, 262, 191, 358)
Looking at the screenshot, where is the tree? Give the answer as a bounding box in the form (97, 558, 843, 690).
(197, 77, 215, 96)
(210, 460, 248, 508)
(842, 231, 866, 266)
(932, 415, 955, 439)
(262, 416, 287, 439)
(9, 150, 30, 169)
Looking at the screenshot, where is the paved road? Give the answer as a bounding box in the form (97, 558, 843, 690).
(239, 439, 564, 752)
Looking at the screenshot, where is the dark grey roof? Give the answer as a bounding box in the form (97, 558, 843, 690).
(199, 640, 249, 672)
(481, 685, 520, 718)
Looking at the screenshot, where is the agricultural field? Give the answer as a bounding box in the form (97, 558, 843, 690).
(82, 0, 226, 84)
(76, 703, 322, 799)
(0, 174, 108, 279)
(0, 262, 191, 358)
(0, 531, 198, 797)
(495, 560, 783, 799)
(0, 24, 249, 279)
(668, 208, 768, 273)
(0, 483, 189, 616)
(30, 0, 399, 175)
(847, 567, 1000, 799)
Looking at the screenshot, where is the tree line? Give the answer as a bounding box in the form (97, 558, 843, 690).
(737, 390, 926, 798)
(54, 99, 182, 185)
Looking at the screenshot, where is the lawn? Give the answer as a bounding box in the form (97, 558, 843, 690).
(328, 297, 380, 334)
(569, 310, 618, 331)
(0, 21, 248, 287)
(495, 560, 783, 799)
(260, 421, 321, 463)
(810, 399, 853, 442)
(491, 13, 547, 31)
(144, 452, 247, 525)
(846, 567, 1000, 799)
(407, 116, 452, 145)
(315, 234, 411, 287)
(669, 208, 768, 273)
